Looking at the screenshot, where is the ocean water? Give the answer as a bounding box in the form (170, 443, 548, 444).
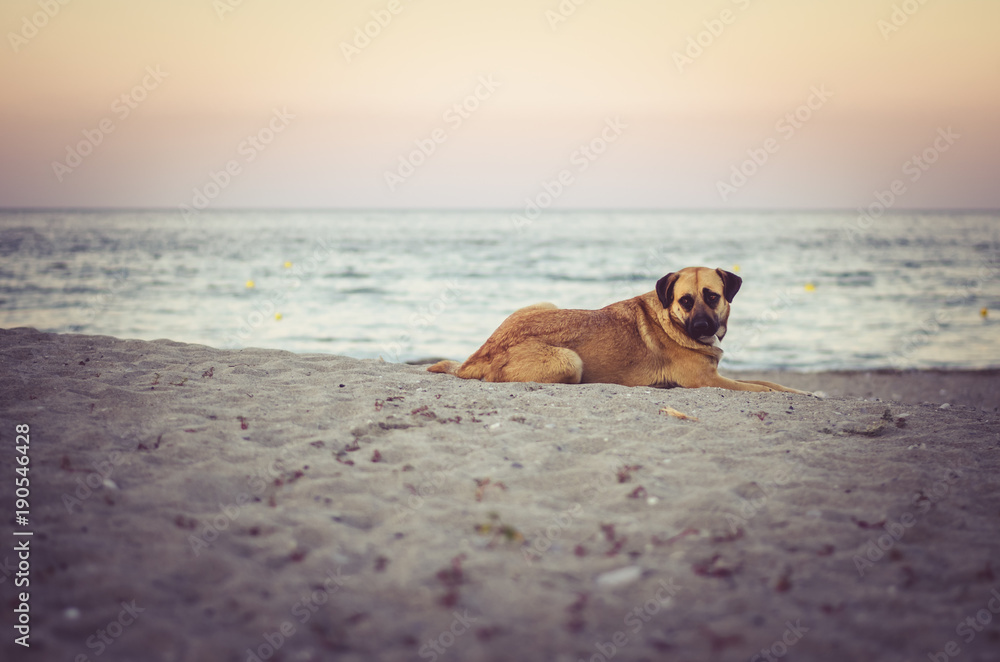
(1, 210, 998, 372)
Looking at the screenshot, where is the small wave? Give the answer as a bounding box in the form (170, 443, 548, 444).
(61, 286, 103, 295)
(545, 274, 607, 283)
(325, 269, 368, 279)
(340, 287, 386, 295)
(0, 228, 51, 256)
(835, 273, 875, 286)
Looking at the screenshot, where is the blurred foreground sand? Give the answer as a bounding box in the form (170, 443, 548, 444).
(1, 327, 998, 662)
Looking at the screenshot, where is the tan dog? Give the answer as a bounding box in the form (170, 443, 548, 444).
(427, 266, 808, 393)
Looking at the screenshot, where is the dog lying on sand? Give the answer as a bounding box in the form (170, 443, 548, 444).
(428, 266, 809, 394)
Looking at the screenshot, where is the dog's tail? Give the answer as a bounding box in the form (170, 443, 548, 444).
(427, 360, 462, 375)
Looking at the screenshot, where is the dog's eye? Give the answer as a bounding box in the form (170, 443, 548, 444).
(704, 291, 720, 306)
(678, 295, 694, 311)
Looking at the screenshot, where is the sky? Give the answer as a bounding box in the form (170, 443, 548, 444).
(1, 0, 998, 211)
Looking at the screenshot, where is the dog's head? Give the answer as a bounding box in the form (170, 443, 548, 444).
(655, 267, 742, 344)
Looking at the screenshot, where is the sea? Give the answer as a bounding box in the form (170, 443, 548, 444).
(1, 210, 998, 372)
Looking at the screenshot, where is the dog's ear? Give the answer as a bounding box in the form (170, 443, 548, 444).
(655, 273, 677, 309)
(716, 268, 742, 303)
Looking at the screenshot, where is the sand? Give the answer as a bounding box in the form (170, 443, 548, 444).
(1, 326, 998, 662)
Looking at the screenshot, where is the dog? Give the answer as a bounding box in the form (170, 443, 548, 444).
(427, 266, 809, 394)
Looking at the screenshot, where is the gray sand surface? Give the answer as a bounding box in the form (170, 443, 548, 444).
(1, 327, 998, 662)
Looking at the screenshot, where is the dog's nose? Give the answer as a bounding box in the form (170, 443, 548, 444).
(690, 317, 717, 337)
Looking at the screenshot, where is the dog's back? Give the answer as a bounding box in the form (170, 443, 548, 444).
(428, 296, 663, 384)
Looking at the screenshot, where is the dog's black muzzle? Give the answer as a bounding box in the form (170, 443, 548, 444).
(689, 314, 719, 339)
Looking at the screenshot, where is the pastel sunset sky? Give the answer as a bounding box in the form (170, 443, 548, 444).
(1, 0, 998, 210)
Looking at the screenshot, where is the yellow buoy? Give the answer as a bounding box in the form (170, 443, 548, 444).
(283, 261, 293, 269)
(804, 283, 816, 292)
(732, 264, 741, 273)
(981, 307, 989, 319)
(245, 280, 255, 289)
(275, 313, 283, 321)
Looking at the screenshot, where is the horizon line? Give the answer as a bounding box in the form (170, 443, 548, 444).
(2, 206, 998, 215)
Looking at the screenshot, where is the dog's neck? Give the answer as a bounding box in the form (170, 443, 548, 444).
(699, 335, 722, 349)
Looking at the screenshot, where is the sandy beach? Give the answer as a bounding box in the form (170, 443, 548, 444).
(1, 326, 998, 662)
